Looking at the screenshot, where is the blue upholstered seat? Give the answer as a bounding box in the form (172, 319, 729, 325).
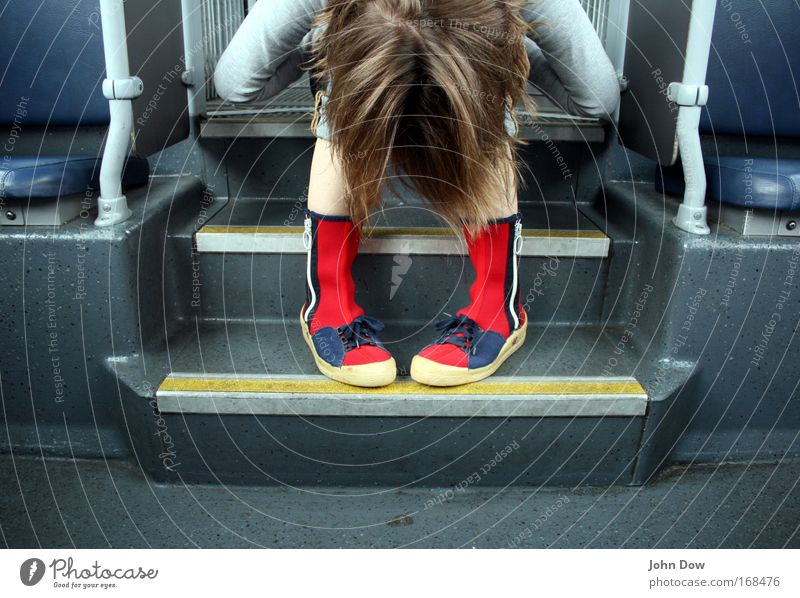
(657, 158, 800, 212)
(0, 155, 149, 200)
(0, 3, 150, 211)
(660, 3, 800, 213)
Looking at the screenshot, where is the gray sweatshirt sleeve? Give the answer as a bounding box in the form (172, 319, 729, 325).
(521, 0, 620, 120)
(213, 0, 323, 103)
(214, 0, 620, 119)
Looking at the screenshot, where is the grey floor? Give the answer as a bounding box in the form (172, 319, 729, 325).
(1, 454, 798, 548)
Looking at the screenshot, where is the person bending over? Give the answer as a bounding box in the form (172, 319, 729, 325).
(215, 0, 620, 387)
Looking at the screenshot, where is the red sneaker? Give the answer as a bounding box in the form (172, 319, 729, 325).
(411, 214, 527, 386)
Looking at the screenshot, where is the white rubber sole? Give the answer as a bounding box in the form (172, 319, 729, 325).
(300, 311, 397, 388)
(410, 320, 528, 387)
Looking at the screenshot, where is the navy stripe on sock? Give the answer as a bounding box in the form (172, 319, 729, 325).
(305, 208, 352, 222)
(488, 211, 522, 225)
(502, 220, 517, 333)
(306, 216, 321, 322)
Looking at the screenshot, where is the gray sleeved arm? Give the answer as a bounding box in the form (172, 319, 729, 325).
(213, 0, 324, 104)
(521, 0, 620, 120)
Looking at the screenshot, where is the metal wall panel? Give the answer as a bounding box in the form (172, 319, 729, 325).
(125, 1, 191, 156)
(617, 0, 692, 165)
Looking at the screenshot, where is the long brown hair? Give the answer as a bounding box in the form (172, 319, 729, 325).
(311, 0, 535, 232)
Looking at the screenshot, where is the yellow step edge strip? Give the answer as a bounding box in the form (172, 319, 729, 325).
(159, 376, 645, 396)
(199, 225, 608, 240)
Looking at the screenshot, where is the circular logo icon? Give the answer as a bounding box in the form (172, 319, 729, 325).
(20, 558, 45, 586)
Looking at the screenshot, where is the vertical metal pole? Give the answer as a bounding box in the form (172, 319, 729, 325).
(672, 0, 716, 235)
(96, 0, 135, 227)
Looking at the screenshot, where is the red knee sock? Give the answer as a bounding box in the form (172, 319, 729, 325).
(302, 209, 364, 333)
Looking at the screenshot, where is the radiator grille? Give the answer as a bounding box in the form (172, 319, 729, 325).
(202, 0, 615, 102)
(201, 0, 247, 100)
(580, 0, 610, 44)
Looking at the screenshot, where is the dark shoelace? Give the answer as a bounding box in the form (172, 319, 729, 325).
(433, 314, 480, 354)
(337, 315, 385, 351)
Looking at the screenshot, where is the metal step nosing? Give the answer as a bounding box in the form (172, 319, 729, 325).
(195, 228, 610, 258)
(156, 374, 646, 417)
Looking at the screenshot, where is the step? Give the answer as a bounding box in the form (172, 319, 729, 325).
(118, 319, 649, 487)
(158, 374, 647, 418)
(192, 200, 611, 324)
(196, 200, 611, 258)
(197, 225, 609, 257)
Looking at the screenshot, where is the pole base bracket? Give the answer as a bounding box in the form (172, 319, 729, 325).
(673, 203, 711, 235)
(95, 195, 132, 227)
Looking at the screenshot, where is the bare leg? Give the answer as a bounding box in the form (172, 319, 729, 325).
(309, 137, 517, 219)
(307, 138, 349, 215)
(490, 153, 520, 218)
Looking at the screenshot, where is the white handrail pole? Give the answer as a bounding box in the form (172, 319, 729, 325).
(671, 0, 716, 235)
(96, 0, 141, 227)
